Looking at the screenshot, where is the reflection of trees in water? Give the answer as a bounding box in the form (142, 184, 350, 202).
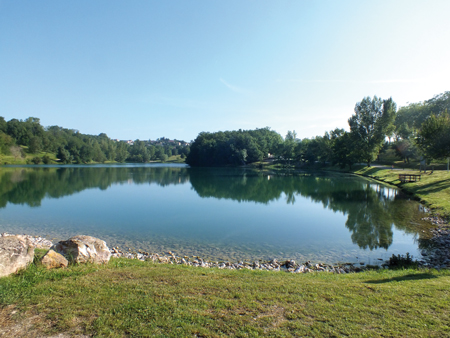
(0, 166, 189, 208)
(190, 169, 427, 251)
(0, 167, 427, 251)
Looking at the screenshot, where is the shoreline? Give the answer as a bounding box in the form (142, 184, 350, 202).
(0, 232, 369, 274)
(3, 230, 449, 272)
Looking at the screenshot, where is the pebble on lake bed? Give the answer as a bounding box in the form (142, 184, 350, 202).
(3, 222, 450, 274)
(419, 216, 450, 269)
(0, 233, 53, 249)
(108, 246, 367, 274)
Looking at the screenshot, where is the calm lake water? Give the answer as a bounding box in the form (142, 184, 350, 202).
(0, 164, 434, 264)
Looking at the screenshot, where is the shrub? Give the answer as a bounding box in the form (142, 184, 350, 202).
(32, 156, 42, 164)
(387, 252, 419, 269)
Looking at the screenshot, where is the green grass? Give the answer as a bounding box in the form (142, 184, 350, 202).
(0, 146, 59, 165)
(0, 150, 187, 166)
(1, 251, 449, 337)
(351, 167, 450, 220)
(1, 160, 449, 336)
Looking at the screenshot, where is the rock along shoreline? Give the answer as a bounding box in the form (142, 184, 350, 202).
(420, 215, 450, 269)
(2, 221, 450, 273)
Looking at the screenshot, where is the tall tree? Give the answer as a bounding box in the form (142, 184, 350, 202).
(348, 96, 396, 166)
(416, 113, 450, 160)
(0, 117, 7, 133)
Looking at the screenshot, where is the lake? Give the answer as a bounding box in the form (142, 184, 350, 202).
(0, 164, 434, 264)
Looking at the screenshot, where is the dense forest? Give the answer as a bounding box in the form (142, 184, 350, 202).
(186, 128, 283, 166)
(0, 117, 189, 164)
(187, 91, 450, 168)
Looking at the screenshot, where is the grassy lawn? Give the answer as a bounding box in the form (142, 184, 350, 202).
(0, 147, 59, 165)
(1, 252, 449, 337)
(0, 150, 186, 166)
(1, 160, 448, 337)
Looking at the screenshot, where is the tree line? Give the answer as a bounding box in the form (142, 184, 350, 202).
(187, 92, 450, 168)
(1, 91, 448, 166)
(186, 128, 283, 166)
(0, 117, 189, 164)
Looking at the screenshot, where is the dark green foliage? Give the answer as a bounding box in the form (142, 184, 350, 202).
(57, 146, 72, 164)
(0, 132, 14, 153)
(387, 253, 419, 269)
(330, 130, 360, 169)
(31, 156, 42, 164)
(186, 128, 282, 167)
(0, 117, 7, 133)
(42, 155, 51, 164)
(394, 91, 450, 140)
(0, 116, 189, 164)
(28, 136, 43, 154)
(416, 113, 450, 160)
(115, 142, 129, 162)
(348, 96, 397, 167)
(0, 166, 190, 208)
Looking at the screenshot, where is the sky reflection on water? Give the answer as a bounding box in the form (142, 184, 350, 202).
(0, 165, 433, 264)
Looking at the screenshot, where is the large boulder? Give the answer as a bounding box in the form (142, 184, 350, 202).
(51, 235, 111, 264)
(40, 249, 68, 269)
(0, 235, 35, 278)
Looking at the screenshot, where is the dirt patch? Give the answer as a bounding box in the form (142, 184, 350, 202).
(0, 306, 90, 338)
(256, 305, 287, 332)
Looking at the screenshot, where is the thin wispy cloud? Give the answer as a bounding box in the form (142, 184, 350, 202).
(219, 78, 253, 94)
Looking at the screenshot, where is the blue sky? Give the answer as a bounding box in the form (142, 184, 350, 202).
(1, 1, 449, 142)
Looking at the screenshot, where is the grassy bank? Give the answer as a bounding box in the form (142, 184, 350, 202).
(253, 159, 450, 220)
(0, 151, 186, 165)
(350, 166, 450, 220)
(1, 251, 449, 337)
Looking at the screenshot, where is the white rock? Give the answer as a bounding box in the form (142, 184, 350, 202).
(0, 236, 34, 278)
(51, 235, 111, 264)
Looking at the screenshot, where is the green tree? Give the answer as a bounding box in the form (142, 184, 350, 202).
(115, 142, 129, 162)
(32, 156, 42, 164)
(80, 145, 93, 163)
(57, 146, 72, 164)
(0, 132, 14, 154)
(283, 130, 297, 165)
(348, 96, 396, 167)
(159, 153, 168, 162)
(331, 131, 360, 169)
(28, 136, 43, 154)
(0, 117, 7, 133)
(42, 155, 51, 164)
(416, 113, 450, 160)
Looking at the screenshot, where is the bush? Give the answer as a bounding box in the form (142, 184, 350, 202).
(32, 156, 42, 164)
(387, 252, 419, 269)
(42, 155, 51, 164)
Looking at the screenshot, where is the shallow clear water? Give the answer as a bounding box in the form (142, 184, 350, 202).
(0, 164, 433, 264)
